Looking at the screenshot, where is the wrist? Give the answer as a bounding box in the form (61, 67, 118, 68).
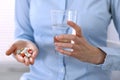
(95, 48, 106, 65)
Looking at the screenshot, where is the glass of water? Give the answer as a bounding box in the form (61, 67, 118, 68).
(51, 10, 77, 55)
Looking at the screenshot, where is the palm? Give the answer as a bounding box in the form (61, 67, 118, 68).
(6, 40, 39, 66)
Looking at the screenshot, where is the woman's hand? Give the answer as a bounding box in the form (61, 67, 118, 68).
(54, 21, 106, 64)
(6, 40, 39, 66)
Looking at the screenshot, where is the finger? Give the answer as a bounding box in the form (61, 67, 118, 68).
(54, 36, 71, 43)
(31, 49, 38, 59)
(24, 57, 30, 66)
(56, 47, 73, 56)
(29, 57, 34, 65)
(67, 21, 82, 37)
(14, 54, 25, 63)
(55, 34, 80, 43)
(29, 49, 38, 64)
(6, 45, 16, 55)
(55, 42, 75, 49)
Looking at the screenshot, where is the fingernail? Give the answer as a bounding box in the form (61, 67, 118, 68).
(55, 36, 58, 39)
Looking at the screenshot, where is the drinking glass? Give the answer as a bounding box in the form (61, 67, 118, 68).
(51, 10, 77, 55)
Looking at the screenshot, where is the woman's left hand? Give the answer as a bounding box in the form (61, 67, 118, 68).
(54, 21, 106, 65)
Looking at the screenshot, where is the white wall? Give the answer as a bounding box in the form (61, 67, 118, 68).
(107, 21, 120, 48)
(0, 0, 15, 62)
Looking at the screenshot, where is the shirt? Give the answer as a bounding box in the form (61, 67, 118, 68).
(15, 0, 120, 80)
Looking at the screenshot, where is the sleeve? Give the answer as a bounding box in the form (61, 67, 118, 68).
(14, 0, 34, 42)
(99, 0, 120, 70)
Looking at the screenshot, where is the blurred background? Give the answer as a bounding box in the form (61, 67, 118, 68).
(0, 0, 29, 80)
(0, 0, 120, 80)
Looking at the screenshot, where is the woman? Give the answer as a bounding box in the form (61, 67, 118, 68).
(6, 0, 120, 80)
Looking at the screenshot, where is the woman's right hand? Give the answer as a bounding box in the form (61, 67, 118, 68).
(6, 40, 39, 66)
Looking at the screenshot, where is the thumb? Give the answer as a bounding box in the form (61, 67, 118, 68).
(67, 21, 82, 37)
(6, 45, 16, 56)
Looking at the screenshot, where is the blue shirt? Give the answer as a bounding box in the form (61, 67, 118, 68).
(15, 0, 120, 80)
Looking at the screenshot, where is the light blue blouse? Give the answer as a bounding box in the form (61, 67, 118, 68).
(15, 0, 120, 80)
